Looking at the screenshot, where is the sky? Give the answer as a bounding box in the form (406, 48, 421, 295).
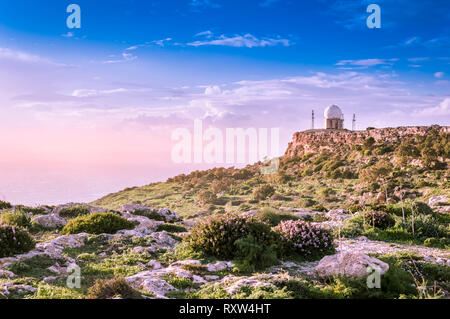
(0, 0, 449, 205)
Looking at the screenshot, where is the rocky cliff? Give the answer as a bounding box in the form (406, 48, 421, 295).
(284, 125, 450, 157)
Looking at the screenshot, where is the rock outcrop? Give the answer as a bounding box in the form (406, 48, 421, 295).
(32, 214, 67, 228)
(315, 252, 389, 279)
(285, 126, 449, 157)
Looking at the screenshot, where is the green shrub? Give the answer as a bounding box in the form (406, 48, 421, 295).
(131, 209, 165, 221)
(252, 184, 275, 200)
(61, 212, 135, 235)
(363, 211, 395, 230)
(0, 210, 31, 228)
(198, 190, 217, 205)
(317, 187, 335, 198)
(0, 225, 35, 258)
(187, 214, 280, 260)
(377, 256, 419, 298)
(234, 234, 279, 272)
(59, 205, 90, 218)
(311, 204, 327, 213)
(0, 200, 12, 210)
(406, 214, 446, 239)
(87, 278, 142, 299)
(412, 202, 434, 215)
(275, 220, 335, 260)
(384, 203, 411, 217)
(156, 223, 187, 233)
(384, 201, 433, 217)
(340, 214, 364, 237)
(254, 208, 299, 227)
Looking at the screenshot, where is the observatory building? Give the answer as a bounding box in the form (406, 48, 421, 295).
(324, 105, 344, 130)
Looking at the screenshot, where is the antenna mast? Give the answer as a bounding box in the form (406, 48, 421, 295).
(312, 110, 315, 130)
(352, 114, 356, 131)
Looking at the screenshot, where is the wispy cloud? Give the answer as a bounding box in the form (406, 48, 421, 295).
(434, 72, 445, 79)
(335, 58, 398, 69)
(187, 33, 292, 48)
(391, 36, 450, 49)
(102, 52, 137, 64)
(126, 38, 173, 50)
(0, 47, 67, 67)
(189, 0, 221, 10)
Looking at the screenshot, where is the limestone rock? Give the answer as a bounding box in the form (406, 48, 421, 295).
(428, 195, 448, 207)
(377, 192, 386, 203)
(221, 275, 274, 294)
(0, 269, 16, 279)
(32, 214, 67, 228)
(120, 204, 179, 222)
(126, 271, 177, 299)
(315, 252, 389, 279)
(206, 261, 233, 272)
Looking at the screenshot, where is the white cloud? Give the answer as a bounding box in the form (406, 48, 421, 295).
(204, 85, 222, 96)
(188, 33, 292, 48)
(71, 88, 152, 98)
(434, 72, 445, 79)
(413, 98, 450, 116)
(195, 30, 214, 38)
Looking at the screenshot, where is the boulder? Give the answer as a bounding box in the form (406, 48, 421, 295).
(220, 275, 274, 294)
(120, 204, 179, 222)
(428, 195, 448, 207)
(376, 192, 386, 203)
(315, 252, 389, 279)
(126, 271, 177, 299)
(386, 198, 396, 204)
(32, 214, 67, 228)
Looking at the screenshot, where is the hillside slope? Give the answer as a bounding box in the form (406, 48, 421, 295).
(93, 125, 449, 219)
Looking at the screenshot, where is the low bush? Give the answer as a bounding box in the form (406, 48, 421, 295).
(0, 200, 12, 210)
(254, 208, 299, 227)
(275, 220, 335, 259)
(197, 190, 217, 205)
(0, 210, 31, 228)
(363, 211, 395, 230)
(234, 234, 279, 273)
(187, 214, 281, 261)
(61, 212, 135, 235)
(59, 205, 90, 218)
(252, 184, 275, 201)
(0, 225, 35, 258)
(86, 278, 142, 299)
(406, 214, 446, 239)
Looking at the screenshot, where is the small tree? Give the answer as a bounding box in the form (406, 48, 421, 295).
(252, 184, 275, 201)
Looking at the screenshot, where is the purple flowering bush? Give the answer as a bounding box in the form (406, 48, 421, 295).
(0, 225, 35, 258)
(275, 220, 335, 259)
(187, 214, 280, 260)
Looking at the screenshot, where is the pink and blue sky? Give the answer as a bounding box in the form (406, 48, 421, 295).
(0, 0, 449, 205)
